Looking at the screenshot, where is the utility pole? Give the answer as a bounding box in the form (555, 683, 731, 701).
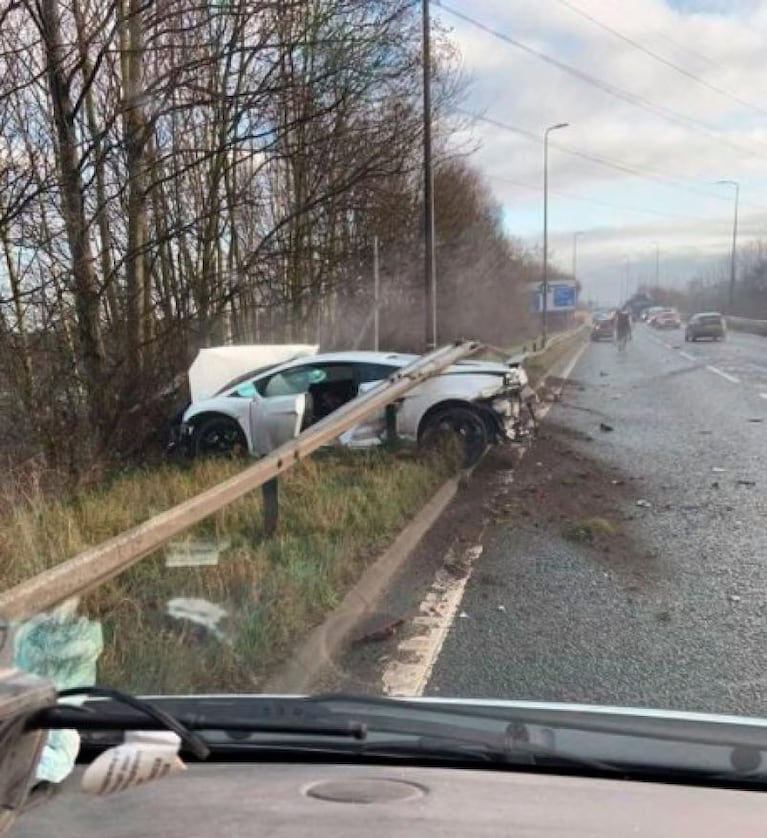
(714, 180, 739, 311)
(572, 231, 583, 282)
(542, 122, 569, 346)
(422, 0, 437, 348)
(373, 236, 380, 351)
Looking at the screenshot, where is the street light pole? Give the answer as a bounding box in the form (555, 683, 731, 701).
(715, 180, 739, 311)
(422, 0, 437, 348)
(572, 231, 583, 282)
(542, 122, 569, 346)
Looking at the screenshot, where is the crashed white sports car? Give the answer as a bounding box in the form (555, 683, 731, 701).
(174, 345, 535, 465)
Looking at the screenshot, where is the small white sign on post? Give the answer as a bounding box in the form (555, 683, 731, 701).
(165, 538, 230, 568)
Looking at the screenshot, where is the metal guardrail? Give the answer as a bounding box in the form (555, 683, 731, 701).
(501, 324, 588, 368)
(0, 341, 481, 623)
(726, 316, 767, 337)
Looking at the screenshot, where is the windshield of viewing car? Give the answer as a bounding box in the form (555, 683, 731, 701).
(2, 0, 767, 798)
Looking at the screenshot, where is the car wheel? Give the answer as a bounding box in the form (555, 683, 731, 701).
(192, 416, 247, 458)
(419, 406, 489, 468)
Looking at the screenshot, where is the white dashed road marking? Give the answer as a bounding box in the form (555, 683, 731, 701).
(706, 365, 740, 384)
(679, 351, 696, 362)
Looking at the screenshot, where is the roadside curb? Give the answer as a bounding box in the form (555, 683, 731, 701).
(263, 331, 589, 694)
(263, 474, 462, 694)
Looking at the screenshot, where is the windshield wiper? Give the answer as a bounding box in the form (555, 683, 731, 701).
(30, 704, 367, 746)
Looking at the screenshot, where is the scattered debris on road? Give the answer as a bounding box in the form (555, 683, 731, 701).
(712, 467, 726, 474)
(352, 617, 406, 645)
(599, 422, 614, 432)
(496, 605, 506, 613)
(748, 418, 763, 423)
(736, 479, 756, 487)
(458, 611, 469, 619)
(636, 499, 652, 508)
(728, 594, 742, 604)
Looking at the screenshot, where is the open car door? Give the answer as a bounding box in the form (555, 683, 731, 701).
(248, 394, 307, 456)
(337, 380, 389, 448)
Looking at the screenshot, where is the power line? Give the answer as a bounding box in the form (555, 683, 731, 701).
(458, 109, 767, 213)
(551, 0, 767, 118)
(435, 1, 767, 162)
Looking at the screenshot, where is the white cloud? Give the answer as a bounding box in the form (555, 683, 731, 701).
(439, 0, 767, 287)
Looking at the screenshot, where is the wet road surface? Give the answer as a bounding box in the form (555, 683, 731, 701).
(424, 325, 767, 714)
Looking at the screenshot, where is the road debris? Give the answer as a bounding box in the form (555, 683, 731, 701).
(735, 479, 756, 487)
(458, 611, 469, 619)
(599, 422, 614, 432)
(711, 481, 720, 489)
(352, 617, 406, 645)
(599, 371, 609, 377)
(636, 499, 652, 508)
(747, 418, 763, 423)
(711, 467, 726, 474)
(728, 594, 742, 604)
(496, 605, 506, 613)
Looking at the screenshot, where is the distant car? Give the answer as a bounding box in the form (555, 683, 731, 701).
(174, 346, 535, 465)
(643, 306, 665, 324)
(590, 313, 615, 342)
(652, 309, 681, 329)
(685, 312, 726, 342)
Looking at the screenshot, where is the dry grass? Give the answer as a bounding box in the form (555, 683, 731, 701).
(0, 448, 453, 693)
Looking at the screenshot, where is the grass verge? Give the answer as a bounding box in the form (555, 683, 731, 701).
(0, 448, 454, 693)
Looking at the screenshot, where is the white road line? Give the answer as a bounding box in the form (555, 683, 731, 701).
(382, 543, 484, 697)
(679, 351, 696, 362)
(382, 340, 590, 697)
(706, 365, 740, 384)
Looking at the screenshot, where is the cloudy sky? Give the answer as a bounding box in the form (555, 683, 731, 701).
(435, 0, 767, 304)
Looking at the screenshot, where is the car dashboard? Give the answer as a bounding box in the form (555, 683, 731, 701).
(16, 762, 766, 837)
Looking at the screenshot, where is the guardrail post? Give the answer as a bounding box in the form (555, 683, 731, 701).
(385, 404, 398, 445)
(263, 478, 279, 536)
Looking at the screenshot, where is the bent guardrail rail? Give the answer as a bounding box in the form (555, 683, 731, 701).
(0, 341, 481, 623)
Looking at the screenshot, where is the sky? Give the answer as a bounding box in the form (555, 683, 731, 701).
(436, 0, 767, 304)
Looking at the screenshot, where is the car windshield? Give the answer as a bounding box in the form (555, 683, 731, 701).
(2, 0, 767, 812)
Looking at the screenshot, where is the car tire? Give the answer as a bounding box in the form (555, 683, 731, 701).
(419, 405, 489, 468)
(192, 416, 247, 458)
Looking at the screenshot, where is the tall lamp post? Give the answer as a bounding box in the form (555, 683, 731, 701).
(422, 0, 437, 348)
(714, 179, 739, 311)
(541, 122, 569, 346)
(572, 231, 584, 282)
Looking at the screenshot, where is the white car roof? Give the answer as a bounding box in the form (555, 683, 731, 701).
(199, 348, 513, 401)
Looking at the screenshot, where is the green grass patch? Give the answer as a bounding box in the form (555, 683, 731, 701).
(563, 517, 616, 544)
(1, 448, 453, 693)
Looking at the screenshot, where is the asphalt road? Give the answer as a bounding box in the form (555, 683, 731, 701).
(424, 325, 767, 715)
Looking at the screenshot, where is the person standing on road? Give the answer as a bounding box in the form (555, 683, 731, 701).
(616, 309, 632, 350)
